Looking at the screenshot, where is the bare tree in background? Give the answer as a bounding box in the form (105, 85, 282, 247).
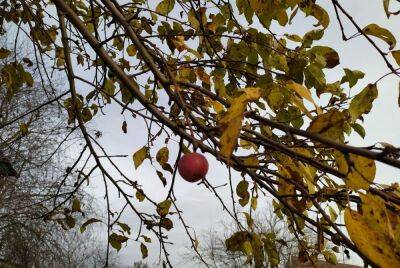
(186, 207, 298, 268)
(0, 34, 119, 267)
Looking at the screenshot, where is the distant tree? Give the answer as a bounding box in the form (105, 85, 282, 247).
(0, 36, 118, 267)
(186, 207, 299, 267)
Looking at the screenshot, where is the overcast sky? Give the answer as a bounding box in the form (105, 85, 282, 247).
(80, 1, 400, 266)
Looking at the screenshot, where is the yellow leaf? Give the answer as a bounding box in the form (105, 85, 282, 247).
(212, 100, 224, 113)
(156, 147, 169, 165)
(291, 96, 313, 119)
(307, 109, 345, 141)
(219, 88, 261, 160)
(242, 240, 253, 259)
(262, 233, 280, 266)
(188, 9, 200, 30)
(140, 243, 148, 259)
(242, 155, 259, 166)
(251, 196, 258, 211)
(171, 36, 188, 52)
(133, 146, 149, 169)
(244, 87, 262, 101)
(328, 206, 338, 222)
(344, 194, 400, 267)
(19, 123, 29, 135)
(347, 155, 375, 190)
(286, 81, 322, 114)
(195, 68, 210, 84)
(392, 50, 400, 66)
(300, 163, 316, 194)
(276, 10, 288, 26)
(363, 23, 397, 50)
(243, 212, 254, 228)
(126, 44, 137, 56)
(155, 0, 175, 15)
(334, 151, 375, 190)
(156, 199, 172, 217)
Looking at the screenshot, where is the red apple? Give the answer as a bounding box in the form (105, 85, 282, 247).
(178, 152, 209, 183)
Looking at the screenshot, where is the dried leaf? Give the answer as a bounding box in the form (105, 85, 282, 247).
(133, 146, 149, 169)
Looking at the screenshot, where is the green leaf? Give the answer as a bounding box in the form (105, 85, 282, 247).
(80, 218, 102, 233)
(351, 123, 366, 138)
(302, 29, 324, 48)
(349, 84, 378, 122)
(236, 180, 250, 207)
(322, 250, 338, 264)
(362, 23, 397, 50)
(329, 206, 338, 222)
(156, 199, 172, 217)
(103, 79, 116, 96)
(109, 233, 128, 251)
(270, 54, 288, 72)
(155, 0, 175, 16)
(284, 34, 302, 42)
(263, 233, 280, 267)
(243, 212, 254, 228)
(136, 189, 145, 202)
(250, 234, 265, 267)
(81, 107, 92, 123)
(301, 3, 330, 29)
(341, 68, 365, 88)
(117, 222, 131, 235)
(242, 241, 253, 260)
(304, 63, 326, 89)
(309, 46, 340, 69)
(72, 198, 81, 213)
(383, 0, 391, 17)
(133, 146, 149, 169)
(188, 8, 200, 30)
(112, 37, 124, 51)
